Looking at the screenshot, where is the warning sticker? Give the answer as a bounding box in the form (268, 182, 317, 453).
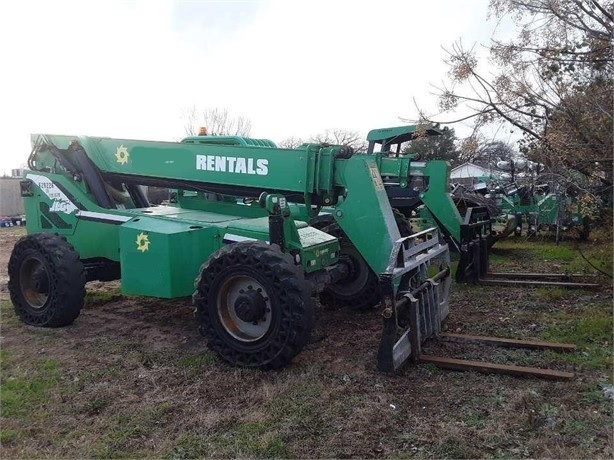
(368, 164, 385, 191)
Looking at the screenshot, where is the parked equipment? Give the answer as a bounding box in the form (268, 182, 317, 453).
(10, 131, 458, 372)
(8, 128, 579, 376)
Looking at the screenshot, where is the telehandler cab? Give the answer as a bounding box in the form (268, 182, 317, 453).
(13, 127, 574, 378)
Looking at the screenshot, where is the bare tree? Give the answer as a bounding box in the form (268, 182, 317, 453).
(309, 129, 367, 152)
(416, 0, 613, 187)
(277, 137, 305, 149)
(278, 129, 368, 151)
(183, 106, 252, 137)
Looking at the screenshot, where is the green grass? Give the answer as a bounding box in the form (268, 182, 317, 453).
(464, 412, 488, 428)
(86, 398, 110, 415)
(0, 429, 18, 444)
(172, 432, 211, 459)
(0, 300, 19, 327)
(177, 352, 217, 369)
(91, 403, 176, 458)
(491, 234, 613, 275)
(84, 287, 123, 307)
(431, 438, 482, 459)
(0, 353, 62, 417)
(215, 420, 287, 458)
(0, 225, 611, 459)
(540, 308, 613, 369)
(266, 381, 324, 432)
(535, 287, 568, 302)
(172, 421, 287, 459)
(168, 380, 322, 458)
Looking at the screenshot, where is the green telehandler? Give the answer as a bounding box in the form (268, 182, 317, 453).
(6, 128, 494, 373)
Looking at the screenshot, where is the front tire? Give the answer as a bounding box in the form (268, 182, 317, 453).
(8, 233, 85, 327)
(316, 211, 411, 311)
(317, 223, 381, 311)
(193, 241, 314, 369)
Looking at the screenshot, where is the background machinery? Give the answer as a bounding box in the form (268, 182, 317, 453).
(361, 125, 493, 283)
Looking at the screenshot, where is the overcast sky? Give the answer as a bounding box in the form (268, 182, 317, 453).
(0, 0, 509, 174)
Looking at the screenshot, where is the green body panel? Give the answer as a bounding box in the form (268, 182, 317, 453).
(23, 171, 126, 261)
(21, 168, 342, 299)
(377, 156, 412, 187)
(377, 159, 466, 243)
(333, 157, 400, 274)
(419, 161, 463, 242)
(119, 217, 218, 297)
(365, 125, 468, 246)
(176, 193, 268, 217)
(296, 226, 338, 271)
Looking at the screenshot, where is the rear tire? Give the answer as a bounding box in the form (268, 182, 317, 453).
(8, 233, 85, 327)
(193, 241, 314, 369)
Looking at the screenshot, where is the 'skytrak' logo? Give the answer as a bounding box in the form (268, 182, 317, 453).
(115, 145, 130, 164)
(136, 232, 150, 252)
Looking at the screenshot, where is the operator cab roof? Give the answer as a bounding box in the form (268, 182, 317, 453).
(367, 124, 442, 155)
(367, 125, 442, 144)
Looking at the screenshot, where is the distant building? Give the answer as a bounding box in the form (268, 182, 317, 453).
(0, 177, 24, 216)
(450, 163, 500, 186)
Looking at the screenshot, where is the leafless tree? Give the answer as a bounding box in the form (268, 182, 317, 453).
(415, 0, 613, 188)
(278, 129, 368, 152)
(277, 137, 305, 149)
(183, 106, 252, 137)
(309, 129, 367, 152)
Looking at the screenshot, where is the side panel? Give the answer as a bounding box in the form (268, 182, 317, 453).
(22, 171, 129, 261)
(23, 172, 80, 237)
(119, 217, 219, 298)
(419, 161, 463, 243)
(333, 156, 400, 275)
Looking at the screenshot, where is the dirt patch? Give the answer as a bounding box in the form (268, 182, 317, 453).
(1, 227, 612, 458)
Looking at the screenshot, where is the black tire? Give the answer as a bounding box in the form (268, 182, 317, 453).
(317, 223, 380, 311)
(193, 241, 314, 369)
(8, 233, 85, 327)
(317, 210, 412, 311)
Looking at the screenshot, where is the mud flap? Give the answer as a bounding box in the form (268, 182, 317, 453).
(456, 206, 492, 284)
(377, 228, 451, 372)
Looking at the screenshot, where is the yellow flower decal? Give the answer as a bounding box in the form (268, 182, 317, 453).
(136, 232, 150, 252)
(115, 145, 129, 164)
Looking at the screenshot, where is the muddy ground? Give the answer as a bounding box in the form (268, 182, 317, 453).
(1, 226, 612, 458)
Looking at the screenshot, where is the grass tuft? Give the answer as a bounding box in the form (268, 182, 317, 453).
(0, 356, 62, 417)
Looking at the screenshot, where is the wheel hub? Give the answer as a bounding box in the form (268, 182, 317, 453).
(31, 267, 49, 293)
(234, 290, 267, 323)
(19, 257, 50, 309)
(217, 275, 272, 342)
